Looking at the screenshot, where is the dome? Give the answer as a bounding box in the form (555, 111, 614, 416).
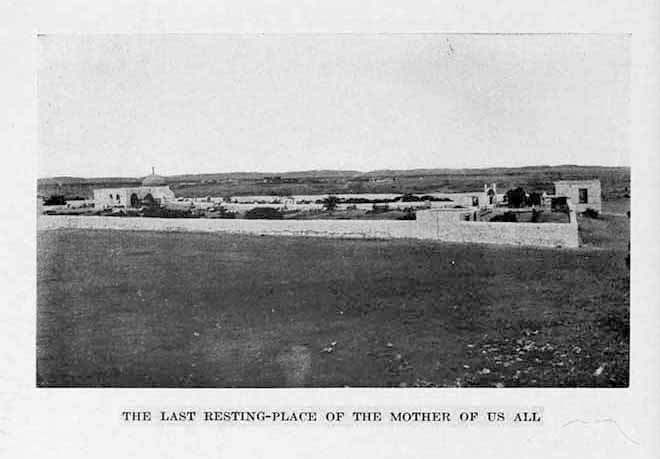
(142, 169, 167, 186)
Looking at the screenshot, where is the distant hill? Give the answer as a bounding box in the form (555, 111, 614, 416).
(37, 165, 630, 201)
(38, 176, 142, 186)
(360, 165, 628, 177)
(38, 165, 629, 185)
(38, 170, 363, 185)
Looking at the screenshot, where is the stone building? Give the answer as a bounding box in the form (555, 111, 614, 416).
(93, 169, 175, 209)
(553, 179, 602, 213)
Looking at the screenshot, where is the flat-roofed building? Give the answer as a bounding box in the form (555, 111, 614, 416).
(553, 179, 602, 213)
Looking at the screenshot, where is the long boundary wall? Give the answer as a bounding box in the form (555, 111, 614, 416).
(38, 213, 579, 248)
(38, 215, 426, 241)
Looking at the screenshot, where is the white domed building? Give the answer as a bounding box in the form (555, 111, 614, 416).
(93, 168, 176, 209)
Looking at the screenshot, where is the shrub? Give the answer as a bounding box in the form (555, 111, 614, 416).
(321, 195, 341, 211)
(397, 193, 421, 202)
(490, 211, 518, 222)
(204, 206, 236, 219)
(142, 207, 196, 218)
(369, 204, 390, 213)
(244, 207, 284, 219)
(421, 195, 452, 202)
(398, 210, 416, 220)
(44, 195, 66, 206)
(528, 192, 542, 207)
(582, 208, 599, 219)
(506, 187, 527, 208)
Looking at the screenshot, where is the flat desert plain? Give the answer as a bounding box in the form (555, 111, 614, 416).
(36, 210, 629, 388)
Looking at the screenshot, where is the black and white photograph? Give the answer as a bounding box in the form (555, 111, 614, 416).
(4, 0, 660, 457)
(36, 33, 631, 388)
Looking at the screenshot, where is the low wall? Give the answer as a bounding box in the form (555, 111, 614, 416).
(38, 215, 427, 241)
(416, 210, 579, 248)
(196, 201, 449, 212)
(38, 212, 579, 248)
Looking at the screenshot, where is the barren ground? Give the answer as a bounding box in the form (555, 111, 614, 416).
(37, 210, 629, 387)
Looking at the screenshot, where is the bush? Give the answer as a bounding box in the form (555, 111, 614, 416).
(421, 195, 452, 202)
(582, 208, 599, 219)
(398, 210, 416, 220)
(244, 207, 284, 219)
(528, 192, 542, 207)
(321, 195, 341, 210)
(490, 211, 518, 222)
(142, 207, 196, 218)
(369, 204, 390, 213)
(44, 195, 66, 206)
(506, 187, 527, 208)
(203, 206, 236, 219)
(397, 193, 421, 202)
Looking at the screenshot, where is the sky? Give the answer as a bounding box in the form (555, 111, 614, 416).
(38, 34, 630, 178)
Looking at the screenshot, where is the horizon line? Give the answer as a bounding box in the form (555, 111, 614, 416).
(38, 163, 631, 181)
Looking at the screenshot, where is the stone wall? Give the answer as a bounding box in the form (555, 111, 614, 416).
(38, 212, 579, 248)
(38, 215, 426, 241)
(416, 209, 579, 248)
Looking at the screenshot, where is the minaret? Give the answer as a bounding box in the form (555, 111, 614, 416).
(151, 166, 155, 176)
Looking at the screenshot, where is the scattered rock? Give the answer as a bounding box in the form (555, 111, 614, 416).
(321, 341, 337, 353)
